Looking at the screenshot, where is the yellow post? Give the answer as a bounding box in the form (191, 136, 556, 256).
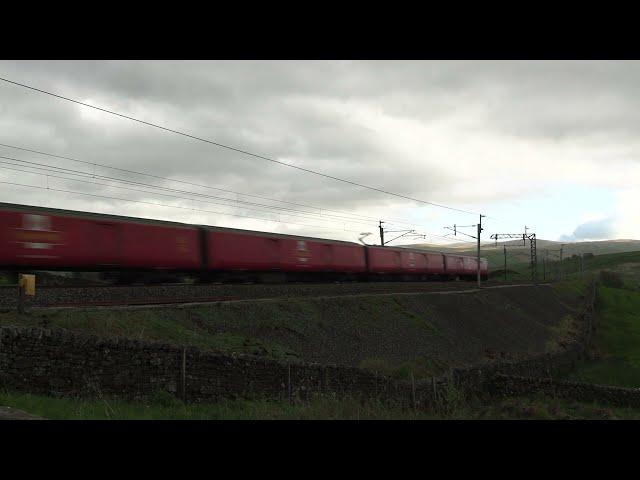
(19, 274, 36, 296)
(17, 274, 36, 314)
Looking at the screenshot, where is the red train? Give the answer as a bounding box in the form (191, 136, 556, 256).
(0, 202, 488, 282)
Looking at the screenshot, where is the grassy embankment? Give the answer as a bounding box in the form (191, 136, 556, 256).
(562, 271, 640, 388)
(4, 388, 640, 420)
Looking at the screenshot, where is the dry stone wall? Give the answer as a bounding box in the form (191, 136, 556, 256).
(0, 326, 434, 406)
(490, 374, 640, 408)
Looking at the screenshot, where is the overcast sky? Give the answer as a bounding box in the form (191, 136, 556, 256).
(0, 60, 638, 245)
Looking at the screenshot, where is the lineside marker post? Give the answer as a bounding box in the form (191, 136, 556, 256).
(17, 274, 35, 314)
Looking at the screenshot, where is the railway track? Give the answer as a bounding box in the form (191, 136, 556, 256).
(0, 280, 550, 309)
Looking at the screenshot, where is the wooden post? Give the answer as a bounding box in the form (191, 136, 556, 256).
(181, 347, 187, 402)
(503, 245, 507, 282)
(410, 372, 416, 409)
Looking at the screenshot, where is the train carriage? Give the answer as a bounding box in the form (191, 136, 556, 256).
(0, 202, 488, 283)
(203, 226, 367, 281)
(0, 202, 202, 272)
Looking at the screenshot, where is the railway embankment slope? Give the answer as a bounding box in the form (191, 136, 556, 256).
(0, 283, 587, 378)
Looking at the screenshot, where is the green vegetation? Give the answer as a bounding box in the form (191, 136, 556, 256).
(358, 356, 449, 380)
(469, 394, 640, 420)
(564, 282, 640, 388)
(546, 314, 581, 351)
(5, 388, 640, 420)
(0, 390, 440, 420)
(0, 306, 302, 361)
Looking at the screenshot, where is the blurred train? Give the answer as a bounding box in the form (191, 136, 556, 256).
(0, 202, 488, 283)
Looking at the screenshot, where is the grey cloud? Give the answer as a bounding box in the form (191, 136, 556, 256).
(1, 60, 639, 241)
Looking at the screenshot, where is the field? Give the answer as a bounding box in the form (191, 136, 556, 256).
(562, 278, 640, 387)
(0, 285, 583, 380)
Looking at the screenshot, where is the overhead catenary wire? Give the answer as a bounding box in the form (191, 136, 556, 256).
(0, 162, 378, 228)
(0, 156, 390, 228)
(0, 142, 428, 229)
(0, 154, 461, 236)
(0, 76, 481, 216)
(0, 166, 467, 246)
(0, 179, 370, 235)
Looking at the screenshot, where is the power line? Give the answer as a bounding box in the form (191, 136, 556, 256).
(0, 142, 427, 228)
(0, 162, 469, 247)
(0, 155, 387, 228)
(0, 162, 380, 228)
(0, 179, 369, 235)
(0, 153, 468, 240)
(0, 76, 480, 216)
(0, 179, 471, 248)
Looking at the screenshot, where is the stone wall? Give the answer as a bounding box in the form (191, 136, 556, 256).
(0, 326, 435, 407)
(490, 374, 640, 408)
(449, 342, 586, 397)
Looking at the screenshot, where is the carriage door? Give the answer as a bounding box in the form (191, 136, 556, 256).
(323, 244, 333, 271)
(93, 223, 119, 267)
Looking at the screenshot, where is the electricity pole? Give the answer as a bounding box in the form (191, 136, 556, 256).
(378, 221, 426, 246)
(490, 230, 537, 283)
(503, 245, 507, 281)
(477, 214, 485, 288)
(444, 215, 485, 288)
(560, 244, 564, 280)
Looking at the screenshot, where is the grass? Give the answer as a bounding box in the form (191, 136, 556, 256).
(0, 389, 441, 420)
(550, 251, 640, 288)
(5, 387, 640, 420)
(0, 306, 302, 362)
(545, 314, 581, 351)
(486, 249, 640, 286)
(358, 356, 449, 380)
(469, 394, 640, 420)
(563, 282, 640, 388)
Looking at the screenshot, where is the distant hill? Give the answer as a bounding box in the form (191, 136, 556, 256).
(401, 239, 640, 268)
(405, 239, 640, 255)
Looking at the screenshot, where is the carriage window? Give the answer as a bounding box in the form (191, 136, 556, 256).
(23, 214, 51, 231)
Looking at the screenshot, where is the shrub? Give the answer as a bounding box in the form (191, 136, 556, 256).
(599, 270, 625, 289)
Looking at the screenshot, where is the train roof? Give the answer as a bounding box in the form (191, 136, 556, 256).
(366, 244, 487, 262)
(0, 201, 362, 246)
(199, 224, 364, 246)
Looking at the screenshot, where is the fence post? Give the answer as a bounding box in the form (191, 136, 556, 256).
(181, 347, 187, 402)
(410, 372, 416, 409)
